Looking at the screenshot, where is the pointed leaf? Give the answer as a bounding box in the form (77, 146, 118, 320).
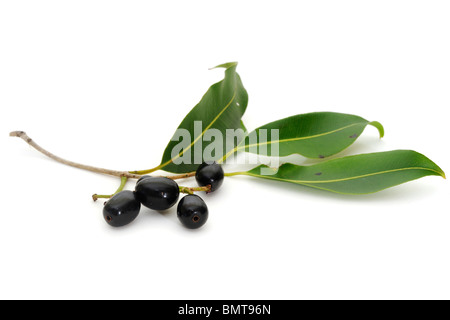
(236, 150, 445, 194)
(239, 112, 383, 159)
(159, 62, 248, 173)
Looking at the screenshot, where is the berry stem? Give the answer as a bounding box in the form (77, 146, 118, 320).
(224, 172, 246, 177)
(10, 131, 143, 179)
(92, 176, 128, 201)
(179, 185, 211, 195)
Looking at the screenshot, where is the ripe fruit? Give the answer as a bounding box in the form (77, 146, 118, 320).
(137, 175, 153, 184)
(135, 177, 180, 210)
(177, 194, 209, 229)
(103, 191, 141, 227)
(195, 162, 224, 192)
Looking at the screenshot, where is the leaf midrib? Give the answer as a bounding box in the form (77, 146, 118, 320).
(160, 89, 238, 169)
(240, 122, 370, 149)
(246, 166, 444, 184)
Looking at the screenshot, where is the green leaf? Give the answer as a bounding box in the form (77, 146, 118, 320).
(233, 150, 445, 194)
(239, 112, 384, 159)
(159, 62, 248, 173)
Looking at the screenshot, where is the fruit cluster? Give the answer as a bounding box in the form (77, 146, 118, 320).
(103, 162, 224, 229)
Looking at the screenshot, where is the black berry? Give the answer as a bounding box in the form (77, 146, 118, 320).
(177, 194, 208, 229)
(137, 175, 153, 184)
(135, 177, 180, 210)
(103, 191, 141, 227)
(195, 162, 224, 192)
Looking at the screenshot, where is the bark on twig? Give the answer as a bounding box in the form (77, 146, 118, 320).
(10, 131, 142, 179)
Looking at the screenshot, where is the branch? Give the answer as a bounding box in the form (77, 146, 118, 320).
(164, 172, 196, 180)
(10, 131, 142, 179)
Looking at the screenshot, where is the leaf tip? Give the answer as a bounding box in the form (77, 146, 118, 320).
(209, 62, 238, 70)
(369, 121, 385, 138)
(435, 168, 446, 179)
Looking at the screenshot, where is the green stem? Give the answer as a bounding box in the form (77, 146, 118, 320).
(224, 171, 246, 177)
(130, 171, 196, 180)
(92, 176, 128, 201)
(129, 164, 164, 175)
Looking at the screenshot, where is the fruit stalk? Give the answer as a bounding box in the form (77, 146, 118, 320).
(92, 176, 128, 201)
(179, 185, 211, 195)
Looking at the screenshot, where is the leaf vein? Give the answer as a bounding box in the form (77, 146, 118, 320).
(241, 122, 368, 149)
(246, 166, 442, 184)
(160, 88, 238, 169)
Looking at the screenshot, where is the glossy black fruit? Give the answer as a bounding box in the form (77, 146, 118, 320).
(135, 177, 180, 210)
(137, 175, 153, 184)
(195, 162, 224, 192)
(177, 195, 208, 229)
(103, 191, 141, 227)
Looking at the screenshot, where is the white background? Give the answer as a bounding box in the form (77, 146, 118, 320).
(1, 1, 449, 300)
